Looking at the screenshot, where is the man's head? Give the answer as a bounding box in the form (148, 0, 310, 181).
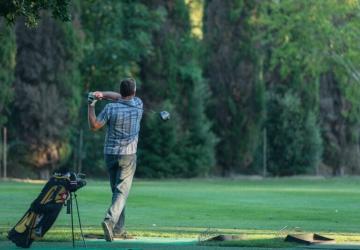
(120, 78, 136, 98)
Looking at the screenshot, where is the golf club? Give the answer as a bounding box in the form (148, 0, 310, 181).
(87, 92, 170, 121)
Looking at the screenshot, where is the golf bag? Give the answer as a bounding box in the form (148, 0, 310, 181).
(8, 172, 86, 248)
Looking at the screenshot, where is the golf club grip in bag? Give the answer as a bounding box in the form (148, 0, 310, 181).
(8, 173, 76, 248)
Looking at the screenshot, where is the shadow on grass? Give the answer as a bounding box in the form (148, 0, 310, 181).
(0, 227, 299, 249)
(0, 239, 298, 250)
(3, 226, 360, 249)
(199, 237, 298, 248)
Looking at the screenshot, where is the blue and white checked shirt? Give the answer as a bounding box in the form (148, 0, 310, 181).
(96, 97, 143, 155)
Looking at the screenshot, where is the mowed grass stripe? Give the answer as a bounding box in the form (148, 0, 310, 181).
(0, 178, 359, 233)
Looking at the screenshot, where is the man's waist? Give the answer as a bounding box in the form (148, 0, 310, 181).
(104, 148, 138, 155)
(104, 137, 138, 155)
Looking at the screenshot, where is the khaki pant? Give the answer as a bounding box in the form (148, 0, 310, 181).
(104, 154, 136, 233)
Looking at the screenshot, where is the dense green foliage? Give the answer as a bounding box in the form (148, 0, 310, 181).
(137, 0, 216, 177)
(1, 0, 360, 177)
(204, 0, 265, 175)
(9, 13, 82, 178)
(259, 0, 360, 175)
(0, 0, 71, 26)
(204, 0, 360, 176)
(267, 91, 322, 176)
(0, 20, 15, 127)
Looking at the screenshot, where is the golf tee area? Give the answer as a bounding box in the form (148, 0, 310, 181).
(1, 177, 360, 249)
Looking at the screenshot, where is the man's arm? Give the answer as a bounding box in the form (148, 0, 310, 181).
(94, 91, 121, 101)
(88, 103, 104, 131)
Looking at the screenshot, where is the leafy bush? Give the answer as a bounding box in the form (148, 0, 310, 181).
(266, 90, 322, 176)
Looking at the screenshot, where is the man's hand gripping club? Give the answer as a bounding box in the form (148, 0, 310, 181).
(87, 91, 105, 131)
(88, 91, 105, 106)
(88, 91, 121, 131)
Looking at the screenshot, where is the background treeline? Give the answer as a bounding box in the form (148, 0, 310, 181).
(0, 0, 359, 179)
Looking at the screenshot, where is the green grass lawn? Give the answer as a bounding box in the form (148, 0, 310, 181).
(0, 177, 360, 249)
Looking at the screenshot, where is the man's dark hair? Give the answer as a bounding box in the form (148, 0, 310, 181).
(120, 78, 136, 97)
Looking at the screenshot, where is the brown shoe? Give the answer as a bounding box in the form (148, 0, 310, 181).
(101, 220, 114, 242)
(113, 231, 134, 239)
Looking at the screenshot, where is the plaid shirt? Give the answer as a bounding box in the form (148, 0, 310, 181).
(96, 97, 143, 155)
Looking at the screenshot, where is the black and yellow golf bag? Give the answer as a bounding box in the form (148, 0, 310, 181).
(8, 172, 86, 248)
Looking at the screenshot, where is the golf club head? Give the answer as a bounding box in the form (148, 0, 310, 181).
(159, 111, 170, 121)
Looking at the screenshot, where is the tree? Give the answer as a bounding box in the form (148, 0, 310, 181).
(203, 0, 265, 175)
(137, 0, 216, 177)
(266, 90, 322, 176)
(11, 13, 82, 178)
(259, 0, 360, 175)
(137, 102, 184, 177)
(0, 19, 16, 127)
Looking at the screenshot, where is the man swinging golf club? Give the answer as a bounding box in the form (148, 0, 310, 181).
(88, 78, 142, 241)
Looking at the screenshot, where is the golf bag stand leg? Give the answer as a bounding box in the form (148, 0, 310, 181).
(67, 192, 86, 248)
(67, 192, 75, 247)
(74, 192, 86, 248)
